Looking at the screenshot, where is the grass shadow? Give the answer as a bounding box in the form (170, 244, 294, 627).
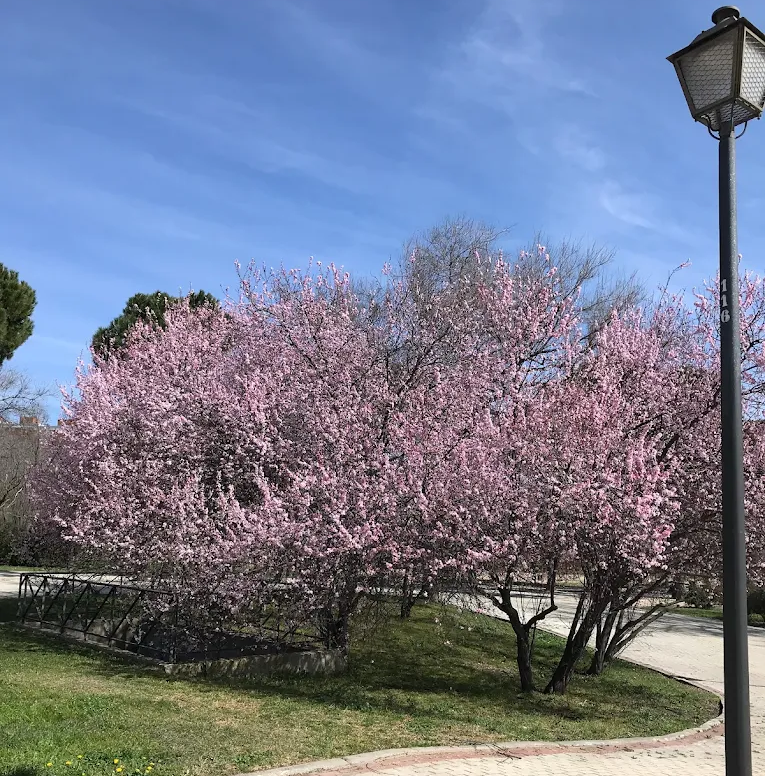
(0, 597, 18, 623)
(0, 767, 39, 776)
(160, 606, 700, 729)
(0, 601, 718, 738)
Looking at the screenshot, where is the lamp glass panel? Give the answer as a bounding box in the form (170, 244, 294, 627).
(741, 29, 765, 111)
(677, 27, 738, 113)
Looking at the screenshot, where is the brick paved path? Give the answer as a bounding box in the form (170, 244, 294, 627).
(252, 596, 765, 776)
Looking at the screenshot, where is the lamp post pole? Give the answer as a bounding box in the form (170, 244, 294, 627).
(667, 7, 765, 772)
(718, 119, 752, 776)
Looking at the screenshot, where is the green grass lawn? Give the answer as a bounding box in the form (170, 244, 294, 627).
(0, 599, 719, 776)
(670, 606, 765, 626)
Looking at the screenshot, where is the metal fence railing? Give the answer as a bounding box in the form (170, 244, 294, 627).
(17, 573, 322, 663)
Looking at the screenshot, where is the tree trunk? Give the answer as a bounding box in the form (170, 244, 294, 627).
(320, 603, 351, 655)
(587, 640, 607, 677)
(427, 580, 442, 604)
(544, 628, 586, 694)
(544, 593, 607, 694)
(587, 608, 619, 676)
(586, 575, 671, 677)
(495, 589, 536, 693)
(400, 572, 413, 619)
(400, 572, 431, 617)
(588, 604, 668, 676)
(515, 625, 535, 693)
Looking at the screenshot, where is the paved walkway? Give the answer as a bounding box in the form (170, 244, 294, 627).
(253, 595, 765, 776)
(0, 571, 22, 597)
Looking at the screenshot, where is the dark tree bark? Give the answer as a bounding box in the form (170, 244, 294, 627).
(543, 589, 609, 695)
(492, 585, 557, 694)
(321, 608, 350, 654)
(587, 608, 620, 676)
(587, 575, 671, 676)
(399, 570, 436, 618)
(587, 603, 668, 676)
(400, 571, 413, 618)
(318, 595, 357, 656)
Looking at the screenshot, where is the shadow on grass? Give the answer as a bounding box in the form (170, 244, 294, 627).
(0, 597, 18, 623)
(188, 612, 686, 727)
(0, 603, 711, 732)
(0, 623, 167, 683)
(0, 767, 39, 776)
(0, 622, 524, 731)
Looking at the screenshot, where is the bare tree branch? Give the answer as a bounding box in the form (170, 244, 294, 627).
(0, 368, 51, 423)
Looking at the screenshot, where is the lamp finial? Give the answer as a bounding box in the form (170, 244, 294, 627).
(712, 6, 741, 25)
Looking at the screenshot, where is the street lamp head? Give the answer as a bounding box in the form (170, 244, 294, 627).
(667, 6, 765, 132)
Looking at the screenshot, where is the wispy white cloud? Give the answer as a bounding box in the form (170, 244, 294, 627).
(554, 125, 606, 172)
(9, 166, 237, 248)
(262, 0, 390, 86)
(600, 181, 657, 229)
(176, 0, 412, 107)
(427, 0, 597, 122)
(4, 1, 431, 204)
(109, 86, 461, 208)
(598, 180, 699, 244)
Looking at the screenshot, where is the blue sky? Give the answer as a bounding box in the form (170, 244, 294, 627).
(3, 0, 765, 421)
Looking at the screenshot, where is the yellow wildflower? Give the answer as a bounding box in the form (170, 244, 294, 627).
(66, 762, 73, 767)
(77, 756, 84, 760)
(114, 761, 120, 765)
(117, 768, 123, 773)
(46, 764, 53, 768)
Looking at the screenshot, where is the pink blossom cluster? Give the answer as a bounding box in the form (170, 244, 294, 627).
(29, 255, 765, 666)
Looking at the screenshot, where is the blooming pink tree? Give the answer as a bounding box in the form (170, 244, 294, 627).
(236, 263, 407, 651)
(235, 257, 545, 648)
(30, 249, 765, 691)
(669, 271, 765, 585)
(387, 251, 584, 692)
(539, 308, 683, 691)
(31, 300, 299, 641)
(578, 273, 765, 680)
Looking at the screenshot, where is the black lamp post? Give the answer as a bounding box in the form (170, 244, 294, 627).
(668, 7, 765, 776)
